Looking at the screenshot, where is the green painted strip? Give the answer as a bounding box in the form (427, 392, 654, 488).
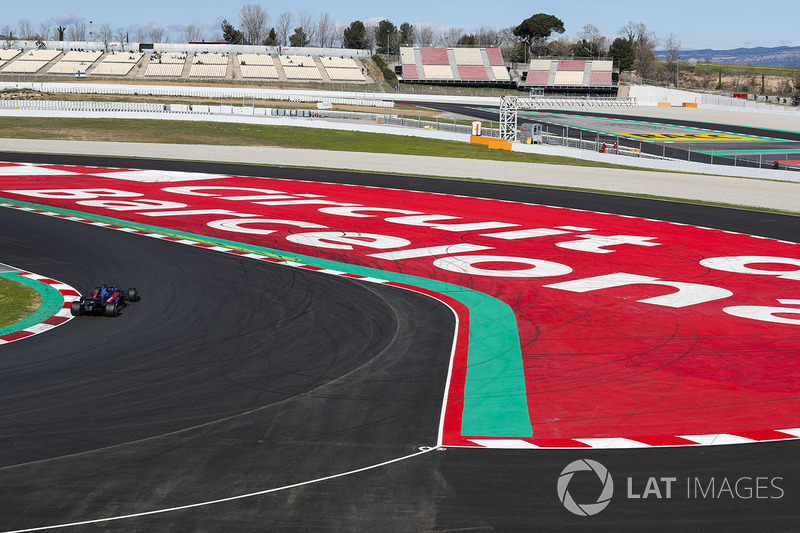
(696, 149, 800, 155)
(0, 197, 533, 437)
(0, 272, 64, 335)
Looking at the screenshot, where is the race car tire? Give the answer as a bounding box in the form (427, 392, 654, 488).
(128, 288, 140, 302)
(104, 302, 118, 317)
(70, 301, 83, 316)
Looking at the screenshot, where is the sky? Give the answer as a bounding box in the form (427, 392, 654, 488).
(1, 0, 798, 50)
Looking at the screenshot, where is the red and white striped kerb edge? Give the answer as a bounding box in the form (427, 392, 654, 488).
(0, 271, 80, 345)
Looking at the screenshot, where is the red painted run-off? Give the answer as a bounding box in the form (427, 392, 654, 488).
(1, 163, 799, 447)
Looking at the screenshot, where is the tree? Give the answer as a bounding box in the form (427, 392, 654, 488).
(577, 23, 607, 57)
(68, 21, 86, 41)
(513, 13, 565, 56)
(276, 12, 293, 46)
(439, 27, 463, 47)
(608, 37, 635, 72)
(99, 23, 113, 51)
(56, 25, 66, 41)
(375, 19, 397, 54)
(240, 4, 269, 45)
(18, 21, 33, 39)
(38, 23, 50, 41)
(317, 12, 333, 47)
(457, 34, 476, 46)
(546, 37, 573, 57)
(298, 12, 316, 47)
(416, 25, 434, 47)
(342, 20, 367, 49)
(620, 21, 657, 80)
(474, 26, 502, 47)
(399, 22, 414, 46)
(221, 19, 242, 44)
(149, 25, 165, 43)
(289, 27, 309, 47)
(185, 24, 203, 43)
(1, 26, 15, 48)
(364, 22, 377, 52)
(264, 28, 278, 46)
(665, 32, 681, 87)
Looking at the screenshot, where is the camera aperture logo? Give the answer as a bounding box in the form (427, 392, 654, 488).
(557, 459, 614, 516)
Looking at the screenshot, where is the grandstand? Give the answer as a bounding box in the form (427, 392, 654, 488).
(48, 50, 102, 75)
(0, 49, 21, 70)
(1, 49, 61, 74)
(237, 54, 278, 79)
(523, 58, 617, 95)
(320, 55, 365, 82)
(93, 52, 143, 76)
(280, 55, 323, 81)
(189, 53, 228, 78)
(145, 52, 187, 77)
(397, 47, 511, 85)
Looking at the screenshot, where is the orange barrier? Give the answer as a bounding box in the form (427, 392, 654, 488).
(682, 102, 698, 108)
(657, 102, 672, 107)
(470, 135, 511, 151)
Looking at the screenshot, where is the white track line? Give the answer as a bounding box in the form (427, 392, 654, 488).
(3, 447, 438, 532)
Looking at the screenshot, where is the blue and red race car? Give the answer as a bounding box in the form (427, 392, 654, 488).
(70, 284, 141, 317)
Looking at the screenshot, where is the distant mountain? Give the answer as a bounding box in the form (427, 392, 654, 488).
(655, 46, 800, 67)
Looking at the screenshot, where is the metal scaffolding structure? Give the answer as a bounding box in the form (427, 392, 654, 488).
(499, 95, 638, 141)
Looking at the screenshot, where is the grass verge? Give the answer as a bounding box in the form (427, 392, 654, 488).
(0, 117, 656, 171)
(0, 277, 42, 329)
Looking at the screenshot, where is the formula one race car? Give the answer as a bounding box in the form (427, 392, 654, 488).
(70, 284, 141, 317)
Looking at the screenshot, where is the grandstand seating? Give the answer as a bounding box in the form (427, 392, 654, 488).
(240, 64, 279, 79)
(283, 65, 322, 80)
(452, 48, 483, 65)
(48, 62, 93, 75)
(189, 63, 227, 77)
(326, 68, 365, 82)
(193, 52, 228, 65)
(553, 70, 584, 85)
(398, 46, 511, 84)
(457, 65, 488, 81)
(423, 65, 454, 80)
(103, 52, 143, 63)
(0, 50, 20, 62)
(93, 52, 142, 76)
(237, 54, 274, 66)
(1, 48, 61, 73)
(400, 48, 415, 65)
(145, 63, 184, 77)
(318, 56, 363, 82)
(93, 62, 136, 76)
(491, 66, 510, 81)
(61, 51, 102, 62)
(523, 59, 616, 89)
(153, 52, 187, 64)
(279, 55, 316, 67)
(237, 54, 277, 79)
(558, 59, 585, 71)
(320, 56, 358, 68)
(15, 49, 61, 61)
(49, 50, 102, 75)
(2, 60, 48, 73)
(486, 48, 504, 66)
(419, 47, 449, 65)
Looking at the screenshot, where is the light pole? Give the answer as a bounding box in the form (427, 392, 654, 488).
(89, 20, 93, 47)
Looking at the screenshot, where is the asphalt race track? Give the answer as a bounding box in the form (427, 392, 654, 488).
(413, 101, 800, 169)
(1, 153, 799, 531)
